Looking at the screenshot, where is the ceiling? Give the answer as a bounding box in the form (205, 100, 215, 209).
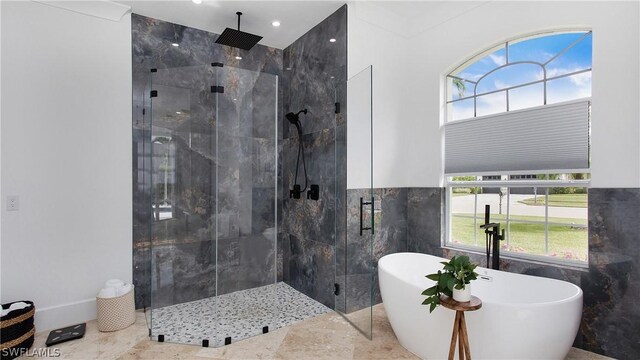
(115, 1, 491, 49)
(363, 1, 490, 37)
(118, 0, 346, 49)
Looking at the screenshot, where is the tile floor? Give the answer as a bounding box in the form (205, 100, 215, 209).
(28, 304, 612, 359)
(150, 282, 331, 346)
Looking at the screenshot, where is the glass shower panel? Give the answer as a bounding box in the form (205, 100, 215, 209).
(214, 65, 280, 345)
(336, 65, 373, 338)
(141, 74, 152, 331)
(149, 64, 218, 345)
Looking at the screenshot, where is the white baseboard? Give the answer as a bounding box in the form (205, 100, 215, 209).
(34, 298, 97, 333)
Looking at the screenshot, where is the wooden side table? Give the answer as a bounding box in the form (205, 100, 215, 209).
(440, 295, 482, 360)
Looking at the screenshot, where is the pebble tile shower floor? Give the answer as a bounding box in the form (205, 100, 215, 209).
(150, 282, 331, 347)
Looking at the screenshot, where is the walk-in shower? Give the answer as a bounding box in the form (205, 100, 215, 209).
(146, 63, 331, 346)
(144, 62, 375, 347)
(135, 5, 375, 349)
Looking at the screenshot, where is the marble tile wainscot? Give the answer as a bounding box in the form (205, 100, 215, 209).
(338, 187, 442, 313)
(344, 186, 639, 360)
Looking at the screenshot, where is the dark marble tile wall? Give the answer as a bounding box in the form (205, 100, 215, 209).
(281, 5, 347, 310)
(283, 128, 337, 247)
(336, 187, 442, 313)
(338, 188, 407, 313)
(407, 188, 443, 256)
(441, 248, 583, 285)
(282, 6, 347, 138)
(582, 188, 640, 359)
(442, 188, 640, 359)
(132, 14, 283, 309)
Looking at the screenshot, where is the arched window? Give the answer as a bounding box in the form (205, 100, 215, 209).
(447, 31, 592, 121)
(444, 31, 592, 265)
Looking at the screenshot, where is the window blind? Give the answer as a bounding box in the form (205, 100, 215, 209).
(444, 99, 590, 175)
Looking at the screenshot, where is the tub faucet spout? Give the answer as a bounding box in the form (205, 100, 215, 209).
(480, 205, 505, 270)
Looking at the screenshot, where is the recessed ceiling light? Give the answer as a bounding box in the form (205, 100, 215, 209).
(171, 43, 179, 47)
(235, 56, 242, 60)
(272, 21, 281, 27)
(286, 67, 292, 71)
(176, 111, 182, 114)
(192, 0, 202, 3)
(329, 38, 336, 43)
(233, 98, 237, 101)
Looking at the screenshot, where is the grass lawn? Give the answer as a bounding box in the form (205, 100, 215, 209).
(518, 193, 587, 208)
(454, 213, 587, 225)
(450, 215, 587, 261)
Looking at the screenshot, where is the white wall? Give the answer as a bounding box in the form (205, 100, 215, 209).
(0, 2, 3, 303)
(348, 1, 640, 189)
(1, 1, 132, 331)
(347, 2, 411, 189)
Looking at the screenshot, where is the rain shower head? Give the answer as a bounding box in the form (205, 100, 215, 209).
(215, 12, 263, 50)
(286, 109, 308, 124)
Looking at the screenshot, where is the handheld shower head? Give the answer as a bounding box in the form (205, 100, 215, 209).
(287, 108, 309, 199)
(285, 112, 298, 125)
(285, 109, 308, 124)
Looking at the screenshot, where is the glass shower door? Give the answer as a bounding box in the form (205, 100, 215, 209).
(336, 65, 374, 338)
(149, 64, 279, 347)
(149, 64, 218, 345)
(213, 64, 280, 346)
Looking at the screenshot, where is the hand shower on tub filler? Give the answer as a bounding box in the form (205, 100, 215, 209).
(480, 204, 505, 270)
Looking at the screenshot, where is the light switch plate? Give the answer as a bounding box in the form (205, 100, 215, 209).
(7, 196, 19, 211)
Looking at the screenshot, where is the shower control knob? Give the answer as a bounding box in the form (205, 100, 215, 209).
(290, 185, 301, 199)
(307, 185, 319, 201)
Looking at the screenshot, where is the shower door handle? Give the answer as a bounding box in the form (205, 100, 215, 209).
(359, 197, 374, 236)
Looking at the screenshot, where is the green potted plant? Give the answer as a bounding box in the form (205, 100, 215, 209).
(421, 255, 479, 312)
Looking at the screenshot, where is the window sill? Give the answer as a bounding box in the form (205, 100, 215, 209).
(442, 244, 589, 272)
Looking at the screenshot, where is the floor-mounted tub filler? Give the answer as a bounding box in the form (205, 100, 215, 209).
(379, 252, 582, 359)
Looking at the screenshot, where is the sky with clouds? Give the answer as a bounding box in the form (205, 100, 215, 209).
(449, 32, 592, 120)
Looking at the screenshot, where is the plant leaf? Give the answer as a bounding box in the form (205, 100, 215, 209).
(460, 256, 470, 267)
(426, 273, 440, 281)
(429, 302, 437, 313)
(442, 264, 455, 272)
(447, 277, 456, 291)
(422, 286, 437, 296)
(439, 273, 452, 289)
(452, 256, 460, 267)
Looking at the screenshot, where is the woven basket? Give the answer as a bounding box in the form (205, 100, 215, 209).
(1, 301, 35, 360)
(96, 287, 135, 332)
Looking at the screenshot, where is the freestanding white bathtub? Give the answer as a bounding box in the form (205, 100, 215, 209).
(379, 252, 583, 359)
